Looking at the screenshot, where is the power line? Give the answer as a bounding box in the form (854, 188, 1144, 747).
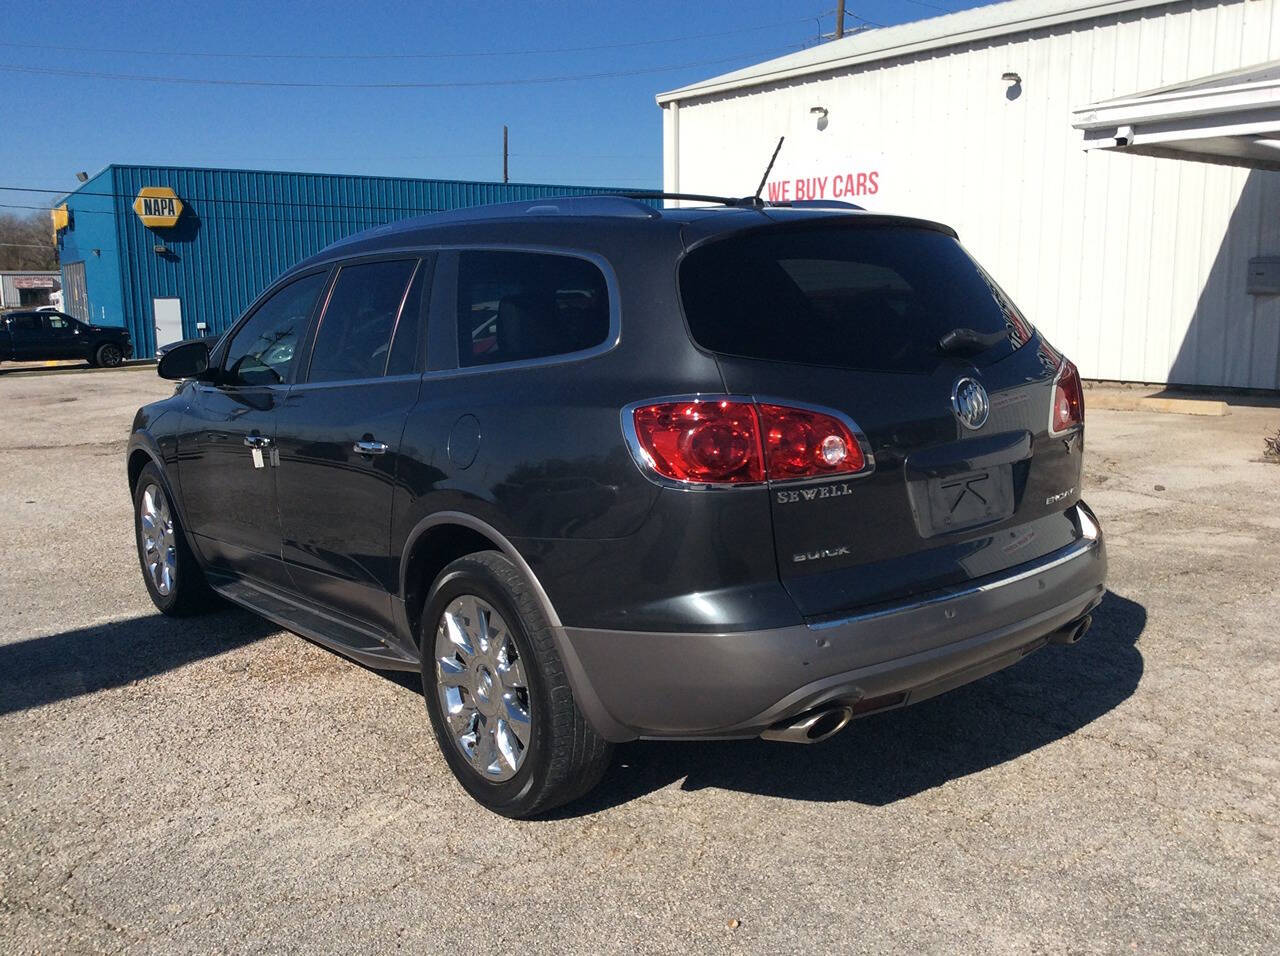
(0, 45, 800, 90)
(0, 199, 458, 228)
(0, 18, 816, 62)
(0, 202, 80, 213)
(0, 185, 640, 216)
(899, 0, 959, 13)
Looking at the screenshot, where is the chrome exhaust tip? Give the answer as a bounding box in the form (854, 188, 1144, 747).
(1049, 614, 1092, 646)
(760, 704, 853, 744)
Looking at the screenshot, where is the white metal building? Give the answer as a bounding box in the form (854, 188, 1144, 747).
(658, 0, 1280, 390)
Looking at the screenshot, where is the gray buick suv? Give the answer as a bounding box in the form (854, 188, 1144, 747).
(129, 195, 1106, 816)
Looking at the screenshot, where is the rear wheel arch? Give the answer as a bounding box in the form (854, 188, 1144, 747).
(400, 512, 562, 648)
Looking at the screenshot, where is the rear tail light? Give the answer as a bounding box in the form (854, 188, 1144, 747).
(625, 397, 870, 487)
(629, 400, 764, 484)
(757, 403, 865, 480)
(1049, 359, 1084, 435)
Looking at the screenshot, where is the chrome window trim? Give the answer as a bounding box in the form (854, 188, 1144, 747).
(268, 244, 623, 377)
(446, 245, 622, 376)
(619, 393, 876, 493)
(284, 372, 423, 393)
(192, 381, 290, 395)
(299, 256, 421, 385)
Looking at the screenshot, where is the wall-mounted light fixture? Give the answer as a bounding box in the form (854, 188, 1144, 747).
(75, 171, 89, 183)
(153, 243, 169, 255)
(1001, 72, 1023, 101)
(810, 105, 829, 131)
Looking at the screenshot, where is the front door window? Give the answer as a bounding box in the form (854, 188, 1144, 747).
(221, 273, 327, 386)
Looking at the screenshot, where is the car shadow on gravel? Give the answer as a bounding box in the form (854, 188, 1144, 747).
(551, 590, 1146, 817)
(0, 608, 276, 716)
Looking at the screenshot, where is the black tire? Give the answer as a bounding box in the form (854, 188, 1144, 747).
(133, 462, 217, 616)
(95, 343, 124, 368)
(420, 551, 612, 818)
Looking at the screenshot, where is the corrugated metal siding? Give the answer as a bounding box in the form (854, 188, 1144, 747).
(0, 272, 60, 308)
(61, 262, 87, 321)
(664, 0, 1280, 390)
(69, 166, 624, 357)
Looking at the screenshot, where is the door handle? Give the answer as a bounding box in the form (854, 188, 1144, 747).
(353, 439, 389, 456)
(243, 434, 273, 449)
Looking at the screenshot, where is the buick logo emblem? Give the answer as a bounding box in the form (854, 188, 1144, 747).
(951, 377, 990, 430)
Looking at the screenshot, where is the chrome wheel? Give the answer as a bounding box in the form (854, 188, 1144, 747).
(138, 482, 177, 597)
(434, 595, 532, 781)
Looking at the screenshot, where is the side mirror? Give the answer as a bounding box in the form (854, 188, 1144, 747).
(157, 340, 210, 380)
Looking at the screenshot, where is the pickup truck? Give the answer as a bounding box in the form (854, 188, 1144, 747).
(0, 310, 133, 368)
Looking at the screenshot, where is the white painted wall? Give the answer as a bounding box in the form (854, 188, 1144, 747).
(662, 0, 1280, 390)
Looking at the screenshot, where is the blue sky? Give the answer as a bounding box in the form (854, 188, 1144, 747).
(1, 0, 997, 210)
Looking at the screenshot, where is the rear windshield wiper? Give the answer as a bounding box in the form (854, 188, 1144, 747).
(937, 327, 1009, 356)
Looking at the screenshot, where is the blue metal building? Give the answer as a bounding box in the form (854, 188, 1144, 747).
(53, 164, 625, 357)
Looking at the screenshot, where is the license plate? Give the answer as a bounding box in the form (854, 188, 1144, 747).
(912, 466, 1015, 537)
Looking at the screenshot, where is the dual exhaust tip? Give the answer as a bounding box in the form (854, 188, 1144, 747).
(762, 615, 1094, 745)
(1049, 613, 1092, 646)
(760, 704, 852, 744)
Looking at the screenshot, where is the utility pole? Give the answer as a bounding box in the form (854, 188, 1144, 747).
(503, 125, 509, 184)
(835, 0, 846, 39)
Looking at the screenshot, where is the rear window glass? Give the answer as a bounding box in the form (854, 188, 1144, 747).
(679, 226, 1033, 374)
(456, 251, 610, 367)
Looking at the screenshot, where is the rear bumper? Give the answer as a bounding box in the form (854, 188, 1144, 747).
(559, 503, 1106, 741)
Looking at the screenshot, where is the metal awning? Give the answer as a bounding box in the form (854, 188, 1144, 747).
(1072, 59, 1280, 170)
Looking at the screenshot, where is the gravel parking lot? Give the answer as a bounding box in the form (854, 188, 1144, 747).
(2, 368, 1278, 953)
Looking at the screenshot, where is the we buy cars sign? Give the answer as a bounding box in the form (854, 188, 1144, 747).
(762, 146, 886, 205)
(765, 169, 880, 202)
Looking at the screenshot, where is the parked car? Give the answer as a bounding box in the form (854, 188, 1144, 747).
(1, 310, 132, 367)
(154, 337, 211, 363)
(127, 195, 1106, 817)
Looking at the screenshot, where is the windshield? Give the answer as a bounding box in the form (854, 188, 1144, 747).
(679, 225, 1033, 375)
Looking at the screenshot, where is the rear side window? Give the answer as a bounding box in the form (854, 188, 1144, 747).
(222, 272, 326, 386)
(455, 251, 610, 368)
(307, 259, 417, 383)
(679, 226, 1033, 375)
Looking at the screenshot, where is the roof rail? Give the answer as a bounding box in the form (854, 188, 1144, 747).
(623, 193, 865, 212)
(321, 196, 663, 250)
(623, 191, 760, 207)
(434, 195, 663, 223)
(767, 199, 865, 211)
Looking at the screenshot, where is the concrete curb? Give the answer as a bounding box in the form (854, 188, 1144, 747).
(0, 360, 155, 380)
(1086, 391, 1229, 417)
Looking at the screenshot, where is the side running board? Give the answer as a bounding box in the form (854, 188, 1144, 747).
(210, 576, 420, 673)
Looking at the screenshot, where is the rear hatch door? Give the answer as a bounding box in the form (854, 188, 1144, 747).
(679, 218, 1086, 618)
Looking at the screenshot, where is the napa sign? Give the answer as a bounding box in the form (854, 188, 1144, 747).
(132, 187, 184, 229)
